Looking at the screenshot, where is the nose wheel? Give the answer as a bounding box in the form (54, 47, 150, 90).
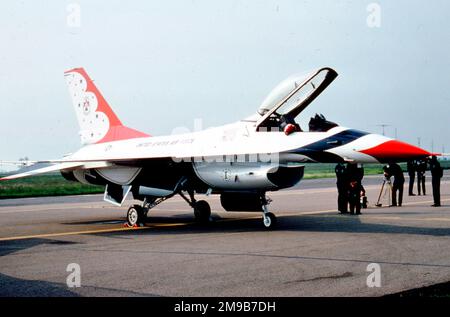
(261, 196, 276, 229)
(263, 212, 277, 229)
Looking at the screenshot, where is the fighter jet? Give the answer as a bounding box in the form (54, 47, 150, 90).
(0, 67, 432, 228)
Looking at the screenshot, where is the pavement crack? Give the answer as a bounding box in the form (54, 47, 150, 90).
(284, 272, 353, 284)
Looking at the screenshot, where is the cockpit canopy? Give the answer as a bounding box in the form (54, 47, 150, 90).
(258, 72, 314, 115)
(256, 67, 338, 132)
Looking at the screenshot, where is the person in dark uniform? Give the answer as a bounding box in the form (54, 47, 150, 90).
(346, 163, 366, 213)
(347, 163, 364, 183)
(429, 156, 443, 207)
(348, 180, 366, 215)
(360, 182, 368, 209)
(335, 163, 348, 214)
(416, 159, 427, 195)
(407, 160, 416, 196)
(388, 162, 405, 207)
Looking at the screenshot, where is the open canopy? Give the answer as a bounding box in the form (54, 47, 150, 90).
(256, 67, 338, 130)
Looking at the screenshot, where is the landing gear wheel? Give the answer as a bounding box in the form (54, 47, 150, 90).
(194, 200, 211, 223)
(263, 212, 277, 229)
(127, 205, 145, 226)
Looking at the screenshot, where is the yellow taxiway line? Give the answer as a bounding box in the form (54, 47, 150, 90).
(0, 222, 196, 242)
(0, 226, 149, 242)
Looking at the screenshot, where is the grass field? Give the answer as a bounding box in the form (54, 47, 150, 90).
(0, 174, 103, 199)
(303, 160, 450, 179)
(301, 163, 384, 179)
(1, 161, 449, 199)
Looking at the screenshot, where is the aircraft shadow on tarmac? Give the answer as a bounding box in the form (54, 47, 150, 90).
(0, 238, 80, 257)
(0, 270, 160, 297)
(277, 214, 450, 237)
(74, 211, 450, 239)
(0, 272, 79, 297)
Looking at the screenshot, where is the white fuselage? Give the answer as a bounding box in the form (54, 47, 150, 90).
(66, 120, 391, 165)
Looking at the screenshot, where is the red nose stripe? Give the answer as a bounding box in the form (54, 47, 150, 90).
(360, 140, 431, 160)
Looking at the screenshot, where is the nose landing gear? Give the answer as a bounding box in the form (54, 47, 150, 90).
(261, 195, 277, 229)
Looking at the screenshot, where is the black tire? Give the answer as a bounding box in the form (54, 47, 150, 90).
(194, 200, 211, 223)
(263, 212, 277, 229)
(127, 205, 145, 226)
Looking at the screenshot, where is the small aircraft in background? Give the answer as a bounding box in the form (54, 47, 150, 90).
(1, 67, 433, 228)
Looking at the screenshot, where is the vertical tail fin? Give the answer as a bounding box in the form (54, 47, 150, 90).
(64, 68, 149, 145)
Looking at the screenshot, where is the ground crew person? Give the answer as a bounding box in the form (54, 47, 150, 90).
(335, 163, 348, 213)
(389, 162, 405, 207)
(347, 163, 364, 183)
(346, 163, 366, 214)
(416, 159, 427, 195)
(407, 160, 416, 196)
(429, 156, 443, 207)
(348, 180, 365, 215)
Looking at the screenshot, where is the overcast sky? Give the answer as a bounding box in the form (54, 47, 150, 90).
(1, 0, 449, 167)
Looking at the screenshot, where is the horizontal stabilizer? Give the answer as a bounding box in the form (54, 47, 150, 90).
(0, 161, 112, 181)
(0, 162, 84, 181)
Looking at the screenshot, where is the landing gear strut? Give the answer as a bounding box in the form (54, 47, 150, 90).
(261, 195, 276, 229)
(126, 195, 173, 227)
(179, 191, 211, 223)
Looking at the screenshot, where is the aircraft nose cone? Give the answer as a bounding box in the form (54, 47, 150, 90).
(360, 140, 431, 161)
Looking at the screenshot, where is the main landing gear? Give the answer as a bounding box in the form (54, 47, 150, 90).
(126, 195, 172, 227)
(126, 205, 146, 227)
(126, 190, 212, 227)
(179, 191, 211, 224)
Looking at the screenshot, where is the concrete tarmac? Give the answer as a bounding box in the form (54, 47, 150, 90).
(1, 173, 450, 296)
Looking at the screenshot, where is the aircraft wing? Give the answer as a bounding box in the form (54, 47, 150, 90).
(0, 161, 111, 181)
